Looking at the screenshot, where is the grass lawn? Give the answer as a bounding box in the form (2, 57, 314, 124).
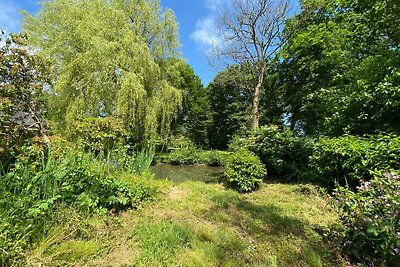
(27, 180, 350, 266)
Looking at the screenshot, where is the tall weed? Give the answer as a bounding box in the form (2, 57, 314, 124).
(0, 148, 151, 266)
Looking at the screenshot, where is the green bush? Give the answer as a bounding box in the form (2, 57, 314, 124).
(198, 150, 230, 167)
(331, 172, 400, 266)
(67, 117, 127, 153)
(168, 147, 200, 165)
(229, 125, 313, 179)
(224, 149, 266, 193)
(163, 149, 229, 166)
(310, 134, 400, 187)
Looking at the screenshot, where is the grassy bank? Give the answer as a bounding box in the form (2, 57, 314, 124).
(27, 180, 349, 266)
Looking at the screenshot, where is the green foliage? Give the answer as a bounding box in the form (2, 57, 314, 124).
(165, 135, 196, 151)
(23, 0, 182, 146)
(224, 149, 266, 193)
(0, 32, 48, 165)
(230, 125, 313, 180)
(106, 148, 154, 175)
(197, 150, 230, 167)
(67, 117, 127, 153)
(172, 63, 212, 148)
(309, 134, 400, 187)
(155, 135, 229, 166)
(0, 149, 151, 265)
(207, 67, 252, 149)
(331, 172, 400, 266)
(167, 149, 229, 167)
(278, 0, 400, 136)
(168, 147, 200, 165)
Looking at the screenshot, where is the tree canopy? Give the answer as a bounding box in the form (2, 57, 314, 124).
(23, 0, 182, 146)
(276, 0, 400, 136)
(172, 62, 212, 148)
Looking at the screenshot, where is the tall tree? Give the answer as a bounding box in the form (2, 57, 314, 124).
(23, 0, 182, 145)
(208, 66, 252, 149)
(172, 62, 212, 148)
(279, 0, 400, 136)
(211, 0, 291, 129)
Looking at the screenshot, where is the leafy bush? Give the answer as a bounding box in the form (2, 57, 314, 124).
(229, 125, 313, 179)
(310, 134, 400, 187)
(159, 149, 229, 166)
(331, 172, 400, 266)
(197, 150, 230, 167)
(66, 117, 127, 153)
(168, 147, 200, 165)
(155, 136, 230, 167)
(224, 149, 266, 193)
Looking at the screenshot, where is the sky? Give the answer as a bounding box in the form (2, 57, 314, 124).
(1, 0, 300, 86)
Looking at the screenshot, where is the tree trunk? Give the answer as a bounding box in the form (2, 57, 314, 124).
(30, 110, 49, 144)
(252, 70, 264, 129)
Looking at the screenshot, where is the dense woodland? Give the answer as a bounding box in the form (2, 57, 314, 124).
(1, 0, 399, 266)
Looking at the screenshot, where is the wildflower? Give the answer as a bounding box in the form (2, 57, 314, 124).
(384, 172, 400, 180)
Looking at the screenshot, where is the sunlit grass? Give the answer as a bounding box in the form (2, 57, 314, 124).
(28, 180, 349, 266)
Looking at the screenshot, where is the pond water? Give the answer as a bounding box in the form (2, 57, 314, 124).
(150, 163, 224, 183)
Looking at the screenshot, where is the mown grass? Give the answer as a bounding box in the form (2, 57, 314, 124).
(28, 180, 349, 266)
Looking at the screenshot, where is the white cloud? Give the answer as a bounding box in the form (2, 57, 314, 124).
(0, 0, 22, 34)
(190, 0, 231, 51)
(204, 0, 227, 12)
(190, 17, 221, 48)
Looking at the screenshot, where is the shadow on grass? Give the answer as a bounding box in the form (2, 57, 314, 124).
(208, 193, 309, 238)
(203, 193, 342, 266)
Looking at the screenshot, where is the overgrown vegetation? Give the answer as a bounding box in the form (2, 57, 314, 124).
(310, 134, 400, 187)
(0, 32, 47, 167)
(331, 172, 400, 265)
(229, 125, 313, 180)
(0, 147, 152, 266)
(155, 135, 229, 166)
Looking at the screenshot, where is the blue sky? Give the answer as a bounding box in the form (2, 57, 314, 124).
(1, 0, 299, 86)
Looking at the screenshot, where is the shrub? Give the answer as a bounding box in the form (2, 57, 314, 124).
(224, 149, 266, 193)
(229, 125, 313, 180)
(168, 147, 200, 165)
(331, 172, 400, 266)
(310, 134, 400, 187)
(66, 117, 127, 153)
(198, 150, 230, 167)
(1, 151, 151, 215)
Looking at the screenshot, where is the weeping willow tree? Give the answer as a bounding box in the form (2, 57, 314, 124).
(23, 0, 182, 146)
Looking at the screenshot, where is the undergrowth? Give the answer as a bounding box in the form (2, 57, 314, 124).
(0, 148, 152, 266)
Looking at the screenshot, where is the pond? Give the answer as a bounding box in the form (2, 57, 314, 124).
(150, 163, 224, 183)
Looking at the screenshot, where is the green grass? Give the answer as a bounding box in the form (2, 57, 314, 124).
(27, 180, 349, 266)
